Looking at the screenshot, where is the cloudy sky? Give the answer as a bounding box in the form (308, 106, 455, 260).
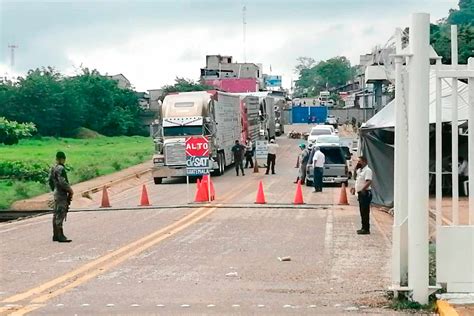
(0, 0, 458, 91)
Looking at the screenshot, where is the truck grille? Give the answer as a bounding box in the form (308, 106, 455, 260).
(165, 143, 186, 166)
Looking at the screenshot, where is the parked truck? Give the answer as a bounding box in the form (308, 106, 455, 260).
(151, 91, 259, 184)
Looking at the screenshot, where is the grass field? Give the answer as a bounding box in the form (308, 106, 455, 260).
(0, 136, 153, 209)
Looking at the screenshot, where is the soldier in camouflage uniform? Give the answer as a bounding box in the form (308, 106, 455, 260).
(48, 151, 74, 242)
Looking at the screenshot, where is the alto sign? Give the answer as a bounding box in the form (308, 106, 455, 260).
(185, 136, 210, 157)
(185, 136, 210, 176)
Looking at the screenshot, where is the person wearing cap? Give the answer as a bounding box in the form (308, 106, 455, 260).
(244, 137, 254, 169)
(265, 138, 279, 175)
(312, 146, 325, 192)
(294, 143, 309, 184)
(48, 151, 74, 242)
(231, 140, 246, 176)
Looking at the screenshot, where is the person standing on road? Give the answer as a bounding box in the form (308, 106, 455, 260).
(48, 151, 74, 242)
(459, 156, 469, 196)
(312, 146, 325, 192)
(231, 140, 246, 176)
(294, 143, 309, 184)
(350, 156, 373, 235)
(244, 137, 254, 169)
(265, 139, 279, 175)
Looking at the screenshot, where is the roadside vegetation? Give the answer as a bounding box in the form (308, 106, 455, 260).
(0, 136, 152, 209)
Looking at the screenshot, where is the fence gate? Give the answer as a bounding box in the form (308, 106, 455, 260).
(391, 15, 474, 304)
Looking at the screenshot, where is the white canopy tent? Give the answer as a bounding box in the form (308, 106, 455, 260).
(364, 70, 470, 130)
(360, 70, 469, 206)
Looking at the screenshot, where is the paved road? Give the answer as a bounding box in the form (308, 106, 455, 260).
(0, 137, 397, 315)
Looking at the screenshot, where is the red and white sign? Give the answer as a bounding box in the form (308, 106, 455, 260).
(185, 136, 209, 157)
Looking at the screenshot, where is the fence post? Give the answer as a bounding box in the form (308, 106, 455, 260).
(407, 12, 430, 304)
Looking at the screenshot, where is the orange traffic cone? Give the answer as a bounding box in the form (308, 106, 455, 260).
(139, 184, 151, 206)
(293, 180, 304, 204)
(194, 179, 201, 200)
(194, 179, 207, 203)
(210, 179, 216, 201)
(295, 155, 300, 168)
(100, 186, 111, 208)
(255, 181, 266, 204)
(200, 175, 210, 201)
(338, 183, 349, 205)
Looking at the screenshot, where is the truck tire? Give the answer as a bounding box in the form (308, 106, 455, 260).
(213, 153, 225, 176)
(153, 177, 163, 184)
(305, 179, 313, 187)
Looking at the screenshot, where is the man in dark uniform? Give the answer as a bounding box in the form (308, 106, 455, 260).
(48, 151, 74, 242)
(231, 140, 246, 176)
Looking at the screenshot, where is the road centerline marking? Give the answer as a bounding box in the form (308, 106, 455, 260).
(2, 181, 251, 315)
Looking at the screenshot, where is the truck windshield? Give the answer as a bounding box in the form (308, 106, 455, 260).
(163, 126, 203, 136)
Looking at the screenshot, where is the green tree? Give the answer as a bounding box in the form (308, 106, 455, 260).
(447, 0, 474, 25)
(0, 117, 36, 145)
(160, 77, 214, 100)
(294, 56, 353, 98)
(430, 0, 474, 64)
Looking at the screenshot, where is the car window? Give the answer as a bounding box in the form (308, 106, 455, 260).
(310, 129, 331, 136)
(316, 135, 339, 143)
(320, 147, 346, 164)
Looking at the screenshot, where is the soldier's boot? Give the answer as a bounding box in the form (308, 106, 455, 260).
(57, 227, 72, 243)
(52, 222, 60, 242)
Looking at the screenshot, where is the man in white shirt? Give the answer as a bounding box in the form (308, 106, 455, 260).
(350, 156, 373, 235)
(265, 139, 279, 175)
(459, 156, 469, 196)
(312, 146, 325, 192)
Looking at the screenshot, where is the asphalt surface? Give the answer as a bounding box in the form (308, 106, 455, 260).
(0, 136, 398, 315)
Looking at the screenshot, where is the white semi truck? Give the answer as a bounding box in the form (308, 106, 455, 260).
(151, 91, 259, 184)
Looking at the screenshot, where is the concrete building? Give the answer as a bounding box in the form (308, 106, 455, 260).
(200, 55, 261, 93)
(108, 74, 132, 89)
(201, 55, 261, 79)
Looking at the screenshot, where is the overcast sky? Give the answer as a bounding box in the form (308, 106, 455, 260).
(0, 0, 459, 91)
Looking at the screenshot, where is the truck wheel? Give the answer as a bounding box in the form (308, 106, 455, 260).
(305, 179, 313, 187)
(220, 153, 225, 174)
(213, 153, 224, 176)
(153, 177, 163, 184)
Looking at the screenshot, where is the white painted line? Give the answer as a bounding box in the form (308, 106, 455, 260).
(181, 304, 190, 308)
(283, 304, 292, 308)
(56, 303, 64, 307)
(106, 303, 115, 307)
(131, 304, 140, 307)
(232, 304, 240, 307)
(207, 304, 216, 307)
(5, 304, 21, 307)
(308, 305, 317, 308)
(156, 304, 165, 307)
(81, 303, 90, 307)
(257, 304, 265, 308)
(324, 209, 334, 257)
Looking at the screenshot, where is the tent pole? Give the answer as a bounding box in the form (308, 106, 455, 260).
(468, 58, 474, 225)
(451, 25, 459, 225)
(407, 12, 430, 304)
(392, 27, 409, 288)
(436, 61, 442, 228)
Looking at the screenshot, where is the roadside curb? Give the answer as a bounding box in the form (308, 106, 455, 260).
(436, 300, 459, 316)
(9, 163, 151, 211)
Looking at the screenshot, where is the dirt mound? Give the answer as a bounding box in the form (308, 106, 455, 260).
(72, 127, 103, 139)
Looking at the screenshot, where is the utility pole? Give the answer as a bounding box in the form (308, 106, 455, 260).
(8, 44, 18, 67)
(242, 5, 247, 63)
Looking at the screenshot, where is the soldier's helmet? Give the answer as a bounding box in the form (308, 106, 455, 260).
(56, 151, 66, 160)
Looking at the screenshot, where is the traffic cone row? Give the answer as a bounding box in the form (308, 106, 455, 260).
(99, 184, 152, 208)
(98, 178, 350, 207)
